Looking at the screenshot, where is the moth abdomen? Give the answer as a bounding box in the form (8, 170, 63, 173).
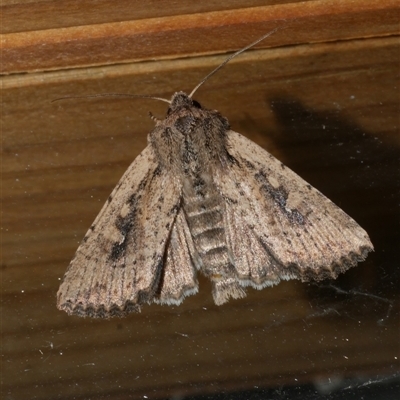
(193, 227, 226, 250)
(183, 189, 233, 277)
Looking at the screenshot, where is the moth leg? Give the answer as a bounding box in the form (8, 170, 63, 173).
(148, 111, 161, 123)
(203, 247, 246, 306)
(210, 273, 246, 305)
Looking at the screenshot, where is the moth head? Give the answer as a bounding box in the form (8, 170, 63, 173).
(168, 92, 202, 115)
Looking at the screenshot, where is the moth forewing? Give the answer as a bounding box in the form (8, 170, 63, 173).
(219, 130, 373, 281)
(57, 146, 183, 317)
(57, 33, 373, 318)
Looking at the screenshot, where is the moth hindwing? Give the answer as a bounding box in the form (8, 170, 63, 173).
(57, 37, 373, 318)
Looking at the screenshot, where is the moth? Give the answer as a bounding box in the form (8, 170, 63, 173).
(57, 31, 373, 318)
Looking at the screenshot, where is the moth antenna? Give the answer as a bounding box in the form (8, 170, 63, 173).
(52, 93, 171, 104)
(188, 27, 279, 99)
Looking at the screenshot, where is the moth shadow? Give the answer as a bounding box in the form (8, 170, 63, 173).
(254, 97, 399, 298)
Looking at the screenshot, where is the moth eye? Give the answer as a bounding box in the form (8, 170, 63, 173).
(192, 100, 202, 108)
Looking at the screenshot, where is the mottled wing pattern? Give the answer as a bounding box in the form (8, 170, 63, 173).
(216, 130, 373, 289)
(57, 145, 182, 317)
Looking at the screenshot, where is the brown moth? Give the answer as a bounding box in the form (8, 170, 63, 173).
(57, 32, 373, 318)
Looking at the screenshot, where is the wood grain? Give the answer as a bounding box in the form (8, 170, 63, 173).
(2, 1, 399, 398)
(2, 0, 304, 34)
(2, 0, 399, 73)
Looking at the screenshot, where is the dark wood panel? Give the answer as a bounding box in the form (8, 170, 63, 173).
(2, 2, 399, 398)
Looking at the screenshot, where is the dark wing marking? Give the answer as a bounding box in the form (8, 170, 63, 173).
(57, 145, 182, 317)
(215, 130, 373, 288)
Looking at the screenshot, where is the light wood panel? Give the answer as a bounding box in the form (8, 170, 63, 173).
(2, 0, 399, 73)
